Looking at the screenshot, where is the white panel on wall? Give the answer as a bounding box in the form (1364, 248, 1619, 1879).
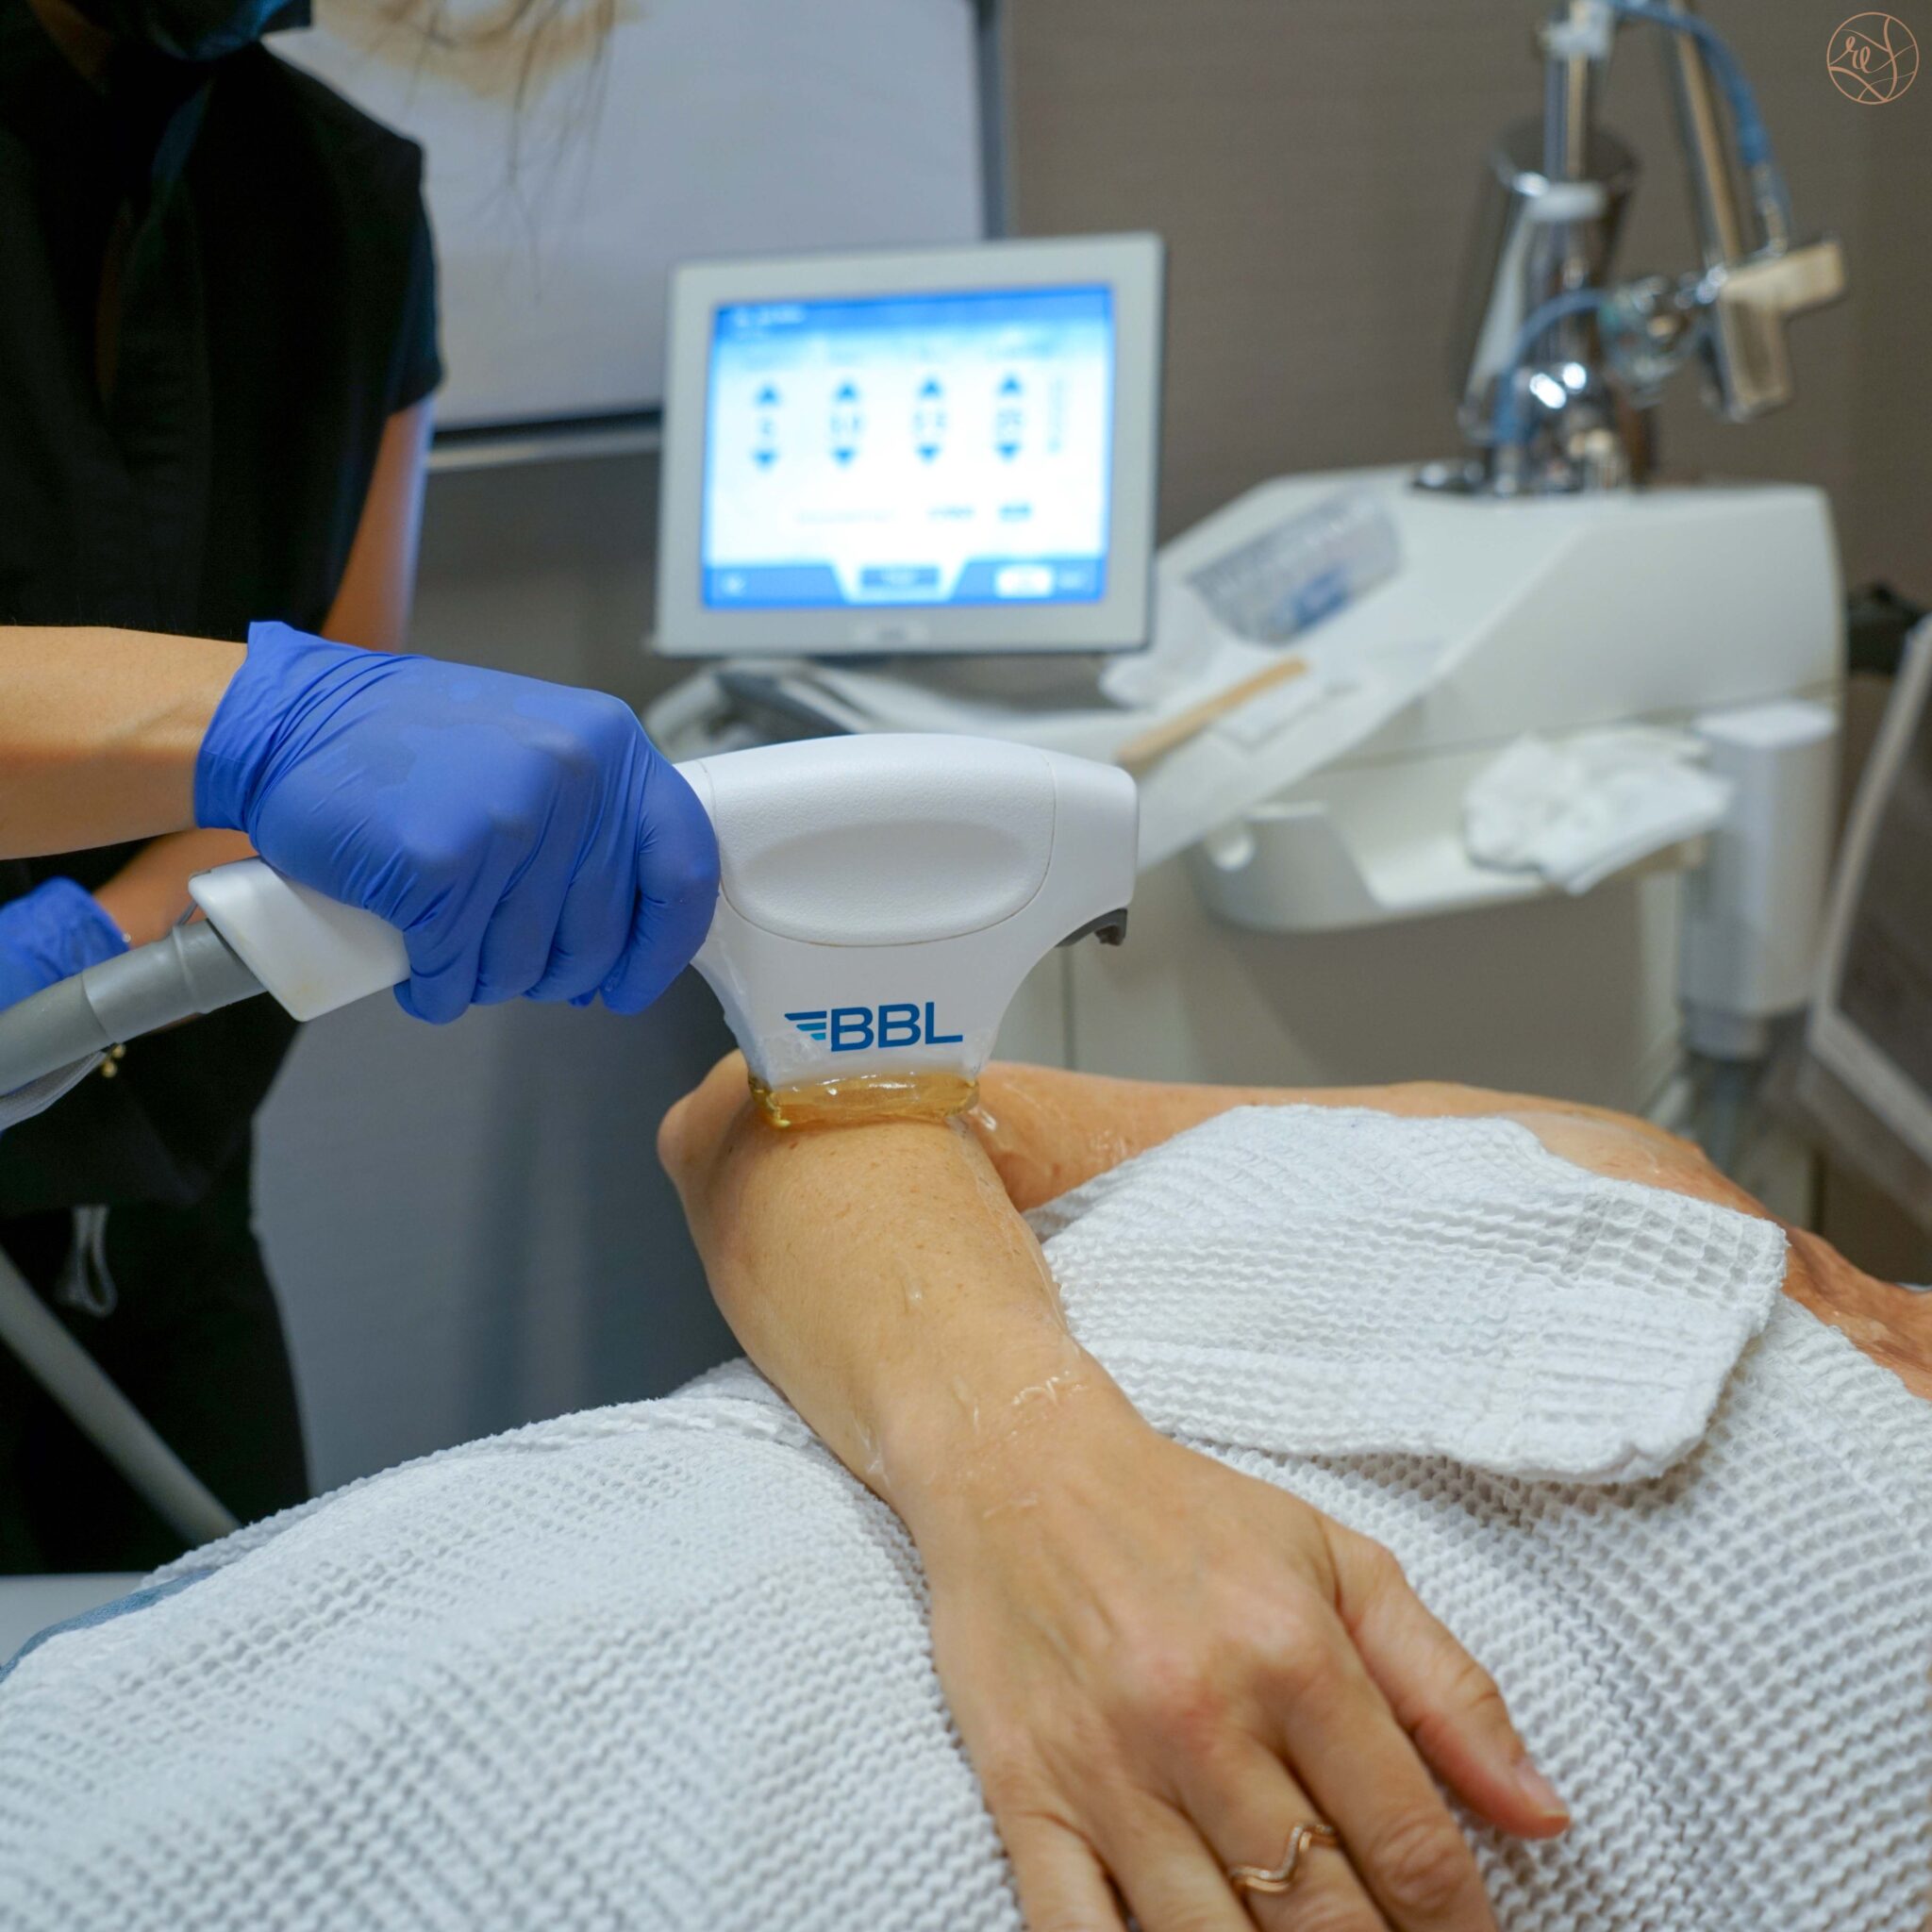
(279, 0, 986, 427)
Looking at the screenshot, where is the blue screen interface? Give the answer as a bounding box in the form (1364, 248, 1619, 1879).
(702, 286, 1114, 610)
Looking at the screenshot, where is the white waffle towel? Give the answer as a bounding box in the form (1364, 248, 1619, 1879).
(1, 1107, 1926, 1931)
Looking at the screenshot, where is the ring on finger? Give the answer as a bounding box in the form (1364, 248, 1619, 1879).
(1226, 1819, 1341, 1898)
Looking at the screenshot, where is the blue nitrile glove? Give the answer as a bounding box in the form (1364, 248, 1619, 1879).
(0, 878, 129, 1010)
(194, 623, 719, 1024)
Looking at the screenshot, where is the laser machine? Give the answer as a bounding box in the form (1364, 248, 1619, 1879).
(1076, 0, 1846, 1204)
(646, 5, 1848, 1214)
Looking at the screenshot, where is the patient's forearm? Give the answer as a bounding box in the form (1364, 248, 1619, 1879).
(669, 1059, 1655, 1491)
(974, 1062, 1931, 1398)
(659, 1058, 1130, 1516)
(970, 1062, 1643, 1212)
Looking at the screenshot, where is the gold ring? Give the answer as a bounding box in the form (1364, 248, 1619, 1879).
(1227, 1820, 1341, 1897)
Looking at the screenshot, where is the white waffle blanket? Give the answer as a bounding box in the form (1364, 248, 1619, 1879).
(3, 1107, 1928, 1930)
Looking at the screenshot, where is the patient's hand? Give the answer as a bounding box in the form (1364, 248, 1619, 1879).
(661, 1056, 1568, 1932)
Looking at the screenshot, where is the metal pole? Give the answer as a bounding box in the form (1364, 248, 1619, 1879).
(0, 1248, 239, 1549)
(974, 0, 1009, 239)
(1539, 5, 1607, 434)
(1657, 0, 1750, 267)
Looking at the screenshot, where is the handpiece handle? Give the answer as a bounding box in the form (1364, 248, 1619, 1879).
(188, 860, 410, 1023)
(186, 754, 729, 1021)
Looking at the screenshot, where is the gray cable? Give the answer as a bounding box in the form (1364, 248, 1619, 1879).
(0, 1246, 239, 1547)
(0, 1056, 100, 1135)
(0, 922, 262, 1100)
(0, 924, 262, 1549)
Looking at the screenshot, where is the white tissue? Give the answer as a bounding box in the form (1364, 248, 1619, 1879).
(1465, 728, 1732, 895)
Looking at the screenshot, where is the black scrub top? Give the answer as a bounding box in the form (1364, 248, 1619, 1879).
(0, 0, 441, 1215)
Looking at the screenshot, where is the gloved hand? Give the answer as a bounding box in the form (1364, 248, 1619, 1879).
(0, 878, 129, 1010)
(195, 624, 718, 1024)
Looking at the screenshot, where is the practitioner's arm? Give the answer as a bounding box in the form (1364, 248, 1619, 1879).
(0, 628, 245, 858)
(75, 401, 435, 943)
(661, 1053, 1570, 1932)
(0, 430, 714, 1024)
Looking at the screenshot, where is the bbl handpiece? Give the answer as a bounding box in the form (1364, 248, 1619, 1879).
(0, 736, 1140, 1127)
